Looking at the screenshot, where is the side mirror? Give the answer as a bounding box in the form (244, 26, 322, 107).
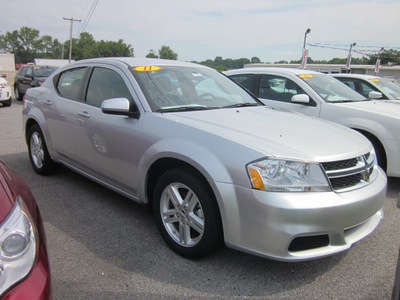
(291, 94, 310, 104)
(101, 98, 140, 118)
(369, 91, 383, 99)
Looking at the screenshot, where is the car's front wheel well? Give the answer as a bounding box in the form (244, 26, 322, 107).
(146, 158, 213, 212)
(353, 129, 387, 172)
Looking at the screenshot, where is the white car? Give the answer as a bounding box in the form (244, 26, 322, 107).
(333, 74, 400, 101)
(226, 67, 400, 177)
(0, 75, 12, 107)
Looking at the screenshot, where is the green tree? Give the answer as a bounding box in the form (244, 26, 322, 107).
(146, 49, 158, 58)
(233, 58, 251, 69)
(94, 39, 134, 58)
(74, 32, 97, 59)
(158, 45, 178, 60)
(35, 35, 62, 59)
(214, 64, 228, 71)
(214, 56, 223, 66)
(0, 27, 41, 63)
(369, 51, 400, 65)
(251, 56, 261, 63)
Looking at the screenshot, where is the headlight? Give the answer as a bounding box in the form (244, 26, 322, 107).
(0, 197, 38, 296)
(247, 158, 331, 192)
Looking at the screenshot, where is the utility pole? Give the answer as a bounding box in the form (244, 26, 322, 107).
(63, 17, 81, 63)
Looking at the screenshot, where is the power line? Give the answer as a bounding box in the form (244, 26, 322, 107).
(76, 0, 99, 35)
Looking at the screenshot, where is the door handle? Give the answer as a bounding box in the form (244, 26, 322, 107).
(77, 111, 90, 118)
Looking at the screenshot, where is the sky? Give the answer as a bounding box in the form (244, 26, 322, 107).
(1, 0, 399, 63)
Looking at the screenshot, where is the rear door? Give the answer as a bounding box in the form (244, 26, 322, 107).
(47, 67, 88, 161)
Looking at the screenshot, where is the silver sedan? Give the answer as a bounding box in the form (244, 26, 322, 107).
(23, 58, 386, 261)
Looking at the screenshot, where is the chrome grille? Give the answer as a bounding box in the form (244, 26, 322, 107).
(321, 152, 377, 192)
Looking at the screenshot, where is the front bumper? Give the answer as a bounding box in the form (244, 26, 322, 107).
(217, 168, 387, 261)
(0, 87, 12, 101)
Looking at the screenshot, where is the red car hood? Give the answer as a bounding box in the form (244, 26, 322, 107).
(0, 161, 19, 222)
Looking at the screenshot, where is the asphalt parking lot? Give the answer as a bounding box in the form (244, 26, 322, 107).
(1, 99, 399, 300)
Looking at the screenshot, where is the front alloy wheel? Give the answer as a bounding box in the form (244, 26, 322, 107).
(160, 182, 205, 247)
(153, 167, 223, 258)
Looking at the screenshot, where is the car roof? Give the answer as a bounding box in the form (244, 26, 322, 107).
(225, 67, 321, 76)
(70, 57, 205, 69)
(333, 74, 380, 79)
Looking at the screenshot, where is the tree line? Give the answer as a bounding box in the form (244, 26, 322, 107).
(0, 27, 178, 64)
(1, 27, 398, 69)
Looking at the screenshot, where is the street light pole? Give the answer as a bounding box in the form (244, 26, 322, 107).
(301, 28, 311, 69)
(346, 42, 357, 72)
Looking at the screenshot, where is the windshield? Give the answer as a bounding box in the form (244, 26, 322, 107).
(131, 65, 260, 112)
(372, 77, 400, 100)
(33, 66, 58, 77)
(300, 74, 366, 102)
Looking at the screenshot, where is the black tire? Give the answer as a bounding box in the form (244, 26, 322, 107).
(153, 167, 223, 259)
(2, 98, 11, 107)
(14, 85, 23, 101)
(373, 140, 387, 172)
(27, 124, 58, 175)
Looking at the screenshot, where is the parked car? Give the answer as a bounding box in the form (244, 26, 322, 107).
(0, 74, 12, 107)
(0, 160, 52, 299)
(23, 58, 386, 261)
(14, 65, 58, 100)
(226, 67, 400, 178)
(333, 73, 400, 100)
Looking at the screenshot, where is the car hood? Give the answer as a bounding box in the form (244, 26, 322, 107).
(330, 100, 400, 118)
(0, 162, 15, 222)
(163, 106, 371, 162)
(321, 100, 400, 120)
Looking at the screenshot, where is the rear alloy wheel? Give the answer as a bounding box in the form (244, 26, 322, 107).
(153, 167, 223, 258)
(27, 125, 58, 175)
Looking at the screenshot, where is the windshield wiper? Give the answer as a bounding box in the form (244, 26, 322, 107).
(156, 106, 216, 113)
(221, 102, 259, 108)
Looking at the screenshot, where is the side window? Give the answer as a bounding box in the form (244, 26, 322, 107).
(86, 67, 132, 108)
(56, 67, 86, 101)
(259, 75, 306, 102)
(25, 67, 33, 77)
(229, 74, 256, 93)
(358, 80, 388, 99)
(18, 66, 27, 76)
(340, 79, 356, 90)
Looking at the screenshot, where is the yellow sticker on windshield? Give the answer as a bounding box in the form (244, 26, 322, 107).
(370, 78, 380, 82)
(34, 66, 41, 69)
(133, 66, 162, 72)
(299, 74, 313, 78)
